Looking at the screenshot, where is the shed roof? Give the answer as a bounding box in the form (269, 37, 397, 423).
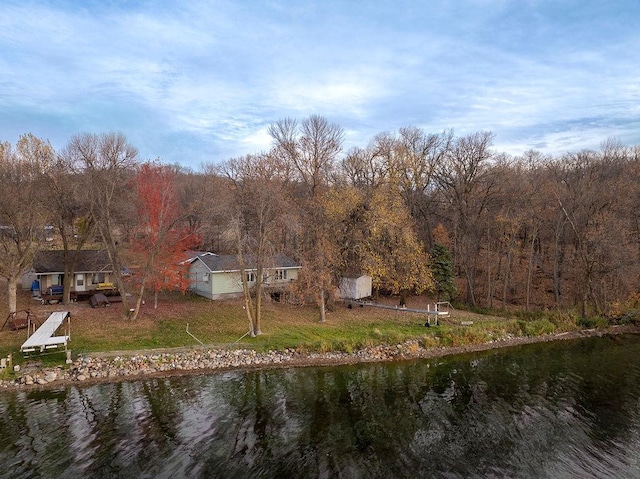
(33, 250, 113, 274)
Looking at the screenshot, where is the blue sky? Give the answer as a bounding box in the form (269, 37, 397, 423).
(1, 1, 638, 169)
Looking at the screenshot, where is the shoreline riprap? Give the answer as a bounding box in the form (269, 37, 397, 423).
(2, 345, 409, 390)
(1, 325, 638, 392)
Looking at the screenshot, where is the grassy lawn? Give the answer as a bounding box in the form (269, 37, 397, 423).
(0, 288, 584, 366)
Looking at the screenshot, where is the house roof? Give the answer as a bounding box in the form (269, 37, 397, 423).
(181, 251, 218, 265)
(194, 253, 300, 273)
(186, 250, 217, 259)
(33, 250, 113, 274)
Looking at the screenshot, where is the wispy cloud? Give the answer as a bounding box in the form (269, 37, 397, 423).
(1, 0, 639, 167)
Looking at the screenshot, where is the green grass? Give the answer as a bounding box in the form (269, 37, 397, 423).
(0, 290, 610, 367)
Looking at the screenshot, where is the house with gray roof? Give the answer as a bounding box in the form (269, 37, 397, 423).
(26, 249, 115, 295)
(186, 252, 301, 300)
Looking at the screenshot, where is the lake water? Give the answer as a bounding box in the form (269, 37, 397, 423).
(2, 334, 640, 478)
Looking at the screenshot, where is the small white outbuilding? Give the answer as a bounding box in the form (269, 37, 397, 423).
(338, 275, 372, 300)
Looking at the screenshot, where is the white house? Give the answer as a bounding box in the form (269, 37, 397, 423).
(187, 252, 301, 300)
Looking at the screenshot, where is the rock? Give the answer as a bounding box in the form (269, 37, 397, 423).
(13, 365, 20, 372)
(77, 374, 87, 381)
(37, 378, 47, 385)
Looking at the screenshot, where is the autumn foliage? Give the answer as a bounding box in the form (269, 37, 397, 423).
(129, 162, 200, 315)
(7, 123, 640, 325)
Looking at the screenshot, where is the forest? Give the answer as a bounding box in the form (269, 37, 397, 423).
(2, 115, 640, 328)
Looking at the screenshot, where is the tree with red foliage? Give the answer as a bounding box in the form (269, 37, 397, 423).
(129, 162, 200, 319)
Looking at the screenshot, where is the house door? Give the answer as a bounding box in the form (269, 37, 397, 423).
(76, 274, 86, 292)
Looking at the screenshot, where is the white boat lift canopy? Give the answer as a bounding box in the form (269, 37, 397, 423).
(21, 311, 70, 354)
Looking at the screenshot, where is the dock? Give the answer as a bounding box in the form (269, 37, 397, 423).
(348, 300, 450, 326)
(350, 300, 450, 314)
(21, 311, 71, 354)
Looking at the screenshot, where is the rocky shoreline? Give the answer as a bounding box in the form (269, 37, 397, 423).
(1, 325, 638, 392)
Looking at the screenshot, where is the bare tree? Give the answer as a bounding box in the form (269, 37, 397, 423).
(269, 115, 344, 322)
(435, 132, 497, 306)
(38, 144, 97, 304)
(384, 127, 452, 241)
(269, 115, 343, 197)
(515, 151, 550, 312)
(67, 132, 138, 317)
(0, 135, 51, 314)
(340, 145, 388, 190)
(548, 150, 631, 316)
(217, 153, 290, 336)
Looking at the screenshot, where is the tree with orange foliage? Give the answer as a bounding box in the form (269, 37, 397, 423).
(129, 162, 200, 318)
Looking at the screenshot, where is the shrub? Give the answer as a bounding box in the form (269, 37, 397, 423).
(525, 319, 556, 336)
(576, 316, 609, 329)
(449, 327, 490, 346)
(419, 335, 440, 349)
(514, 310, 546, 321)
(618, 310, 640, 325)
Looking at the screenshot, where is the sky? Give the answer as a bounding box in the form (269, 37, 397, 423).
(1, 0, 639, 169)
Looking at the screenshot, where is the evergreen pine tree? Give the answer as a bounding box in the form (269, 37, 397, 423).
(429, 243, 456, 302)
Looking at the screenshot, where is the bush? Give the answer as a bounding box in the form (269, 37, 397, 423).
(576, 316, 609, 329)
(467, 305, 494, 316)
(525, 319, 556, 336)
(449, 327, 490, 346)
(545, 310, 578, 329)
(419, 335, 440, 349)
(434, 330, 454, 347)
(617, 309, 640, 325)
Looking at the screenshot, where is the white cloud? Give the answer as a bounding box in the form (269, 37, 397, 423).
(1, 0, 639, 167)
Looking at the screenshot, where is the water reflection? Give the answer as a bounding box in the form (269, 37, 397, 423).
(2, 334, 640, 478)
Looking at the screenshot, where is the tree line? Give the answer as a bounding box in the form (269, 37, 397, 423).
(2, 117, 640, 330)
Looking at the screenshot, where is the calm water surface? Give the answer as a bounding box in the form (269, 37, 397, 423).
(2, 334, 640, 478)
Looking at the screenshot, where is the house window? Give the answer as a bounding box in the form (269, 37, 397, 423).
(92, 273, 105, 284)
(77, 276, 84, 287)
(275, 269, 288, 281)
(203, 273, 209, 283)
(246, 271, 256, 282)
